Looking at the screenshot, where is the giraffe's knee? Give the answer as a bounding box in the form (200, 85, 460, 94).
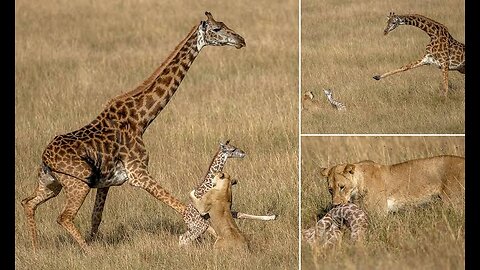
(21, 197, 31, 208)
(56, 215, 65, 226)
(21, 196, 38, 214)
(56, 212, 73, 226)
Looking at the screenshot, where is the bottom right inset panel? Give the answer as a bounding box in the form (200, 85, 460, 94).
(301, 136, 465, 270)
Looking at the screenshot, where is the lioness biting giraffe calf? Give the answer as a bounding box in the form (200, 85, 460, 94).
(190, 172, 250, 252)
(320, 155, 465, 215)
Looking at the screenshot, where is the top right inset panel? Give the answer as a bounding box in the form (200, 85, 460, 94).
(301, 0, 465, 134)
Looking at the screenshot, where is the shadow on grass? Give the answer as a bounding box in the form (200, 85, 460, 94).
(86, 217, 215, 247)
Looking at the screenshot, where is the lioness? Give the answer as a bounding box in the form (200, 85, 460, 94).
(189, 172, 249, 252)
(320, 155, 465, 214)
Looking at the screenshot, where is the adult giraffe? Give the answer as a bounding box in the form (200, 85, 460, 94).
(373, 12, 465, 96)
(21, 11, 245, 253)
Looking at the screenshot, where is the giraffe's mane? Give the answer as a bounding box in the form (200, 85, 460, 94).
(206, 147, 223, 174)
(403, 14, 448, 31)
(105, 24, 200, 105)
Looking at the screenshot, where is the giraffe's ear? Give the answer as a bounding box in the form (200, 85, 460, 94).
(205, 11, 216, 23)
(201, 20, 207, 30)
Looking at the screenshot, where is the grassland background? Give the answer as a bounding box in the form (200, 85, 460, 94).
(301, 0, 465, 134)
(301, 136, 465, 270)
(15, 0, 298, 269)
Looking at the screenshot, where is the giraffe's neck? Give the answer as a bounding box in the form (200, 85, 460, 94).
(193, 150, 228, 198)
(330, 204, 368, 239)
(399, 14, 447, 38)
(317, 205, 355, 231)
(305, 204, 368, 247)
(326, 94, 346, 110)
(104, 24, 205, 133)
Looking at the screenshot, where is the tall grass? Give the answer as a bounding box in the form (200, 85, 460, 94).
(301, 0, 465, 134)
(15, 0, 298, 269)
(301, 136, 465, 269)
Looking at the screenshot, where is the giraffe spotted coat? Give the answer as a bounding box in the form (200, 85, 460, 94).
(303, 203, 369, 248)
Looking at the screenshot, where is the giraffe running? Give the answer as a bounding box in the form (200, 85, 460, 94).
(191, 140, 276, 220)
(21, 12, 245, 253)
(302, 203, 369, 249)
(323, 89, 346, 111)
(373, 12, 465, 96)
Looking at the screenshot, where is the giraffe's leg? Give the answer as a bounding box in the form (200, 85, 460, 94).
(21, 180, 62, 252)
(228, 179, 277, 221)
(127, 166, 211, 244)
(231, 211, 277, 221)
(128, 170, 187, 214)
(56, 175, 91, 252)
(373, 58, 427, 80)
(442, 65, 449, 96)
(89, 187, 110, 239)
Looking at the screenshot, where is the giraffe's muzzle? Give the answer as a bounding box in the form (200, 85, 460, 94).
(233, 37, 246, 49)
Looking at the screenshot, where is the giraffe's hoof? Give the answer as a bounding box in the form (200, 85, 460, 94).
(373, 75, 381, 80)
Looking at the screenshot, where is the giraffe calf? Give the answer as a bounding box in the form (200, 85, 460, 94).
(190, 172, 249, 252)
(302, 203, 369, 249)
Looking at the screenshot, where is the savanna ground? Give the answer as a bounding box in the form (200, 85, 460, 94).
(301, 136, 465, 270)
(301, 0, 465, 134)
(15, 0, 298, 269)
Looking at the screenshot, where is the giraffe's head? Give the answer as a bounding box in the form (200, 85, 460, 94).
(220, 140, 246, 159)
(198, 12, 246, 49)
(383, 12, 403, 35)
(323, 89, 332, 98)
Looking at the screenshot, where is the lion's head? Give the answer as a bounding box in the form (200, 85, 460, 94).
(321, 164, 361, 206)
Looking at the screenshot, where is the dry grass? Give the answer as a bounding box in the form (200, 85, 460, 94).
(301, 0, 465, 134)
(301, 136, 465, 270)
(15, 0, 468, 269)
(15, 0, 298, 269)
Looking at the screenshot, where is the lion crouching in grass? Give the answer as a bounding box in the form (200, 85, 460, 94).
(320, 155, 465, 215)
(190, 172, 250, 252)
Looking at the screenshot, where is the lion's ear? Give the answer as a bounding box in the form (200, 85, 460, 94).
(344, 164, 355, 174)
(320, 167, 330, 177)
